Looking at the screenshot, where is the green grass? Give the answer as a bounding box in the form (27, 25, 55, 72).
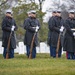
(0, 53, 75, 75)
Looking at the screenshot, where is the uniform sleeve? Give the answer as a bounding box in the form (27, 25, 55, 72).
(13, 19, 18, 31)
(48, 17, 54, 30)
(2, 18, 11, 32)
(64, 19, 73, 36)
(23, 19, 35, 32)
(48, 17, 60, 32)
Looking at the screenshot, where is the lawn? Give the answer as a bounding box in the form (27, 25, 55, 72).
(0, 53, 75, 75)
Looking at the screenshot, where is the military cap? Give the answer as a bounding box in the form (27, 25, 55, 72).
(29, 10, 36, 14)
(52, 9, 57, 13)
(6, 9, 12, 14)
(69, 10, 75, 14)
(57, 9, 62, 13)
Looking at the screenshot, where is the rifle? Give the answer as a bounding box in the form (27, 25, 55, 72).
(56, 32, 61, 58)
(6, 31, 12, 59)
(29, 32, 36, 59)
(56, 28, 66, 58)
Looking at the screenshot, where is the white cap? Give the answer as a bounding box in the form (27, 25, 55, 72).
(6, 9, 13, 14)
(30, 10, 36, 14)
(52, 9, 57, 13)
(69, 10, 75, 14)
(57, 9, 62, 13)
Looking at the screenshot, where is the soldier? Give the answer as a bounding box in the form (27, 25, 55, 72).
(63, 10, 75, 59)
(1, 9, 18, 59)
(23, 10, 40, 59)
(48, 10, 57, 57)
(48, 9, 64, 58)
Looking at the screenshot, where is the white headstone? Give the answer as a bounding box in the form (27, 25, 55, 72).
(36, 47, 40, 53)
(0, 41, 3, 54)
(24, 45, 26, 53)
(62, 47, 65, 54)
(14, 46, 19, 53)
(40, 42, 47, 53)
(45, 45, 50, 53)
(18, 42, 25, 54)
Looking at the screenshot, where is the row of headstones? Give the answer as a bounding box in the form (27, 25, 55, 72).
(0, 41, 65, 54)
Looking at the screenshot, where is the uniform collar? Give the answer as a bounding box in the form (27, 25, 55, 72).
(30, 16, 36, 19)
(68, 17, 75, 20)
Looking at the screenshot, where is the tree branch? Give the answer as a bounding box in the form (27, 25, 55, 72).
(0, 0, 8, 6)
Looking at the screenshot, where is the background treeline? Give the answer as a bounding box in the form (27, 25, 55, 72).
(0, 0, 75, 43)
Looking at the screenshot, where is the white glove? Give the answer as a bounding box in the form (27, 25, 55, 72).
(73, 32, 75, 36)
(11, 25, 15, 31)
(35, 26, 39, 32)
(60, 26, 64, 32)
(60, 28, 63, 32)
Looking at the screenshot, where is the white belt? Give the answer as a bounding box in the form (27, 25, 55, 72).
(71, 28, 75, 31)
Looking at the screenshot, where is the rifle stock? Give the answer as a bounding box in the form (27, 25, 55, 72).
(29, 33, 36, 59)
(56, 33, 61, 58)
(6, 32, 12, 59)
(6, 52, 9, 59)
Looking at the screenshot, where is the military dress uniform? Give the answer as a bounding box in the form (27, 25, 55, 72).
(1, 9, 17, 58)
(48, 10, 64, 58)
(63, 11, 75, 59)
(23, 10, 40, 58)
(48, 10, 57, 57)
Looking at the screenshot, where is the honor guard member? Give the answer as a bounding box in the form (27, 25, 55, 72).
(1, 9, 18, 59)
(63, 10, 75, 59)
(48, 10, 57, 57)
(48, 9, 64, 58)
(23, 10, 40, 58)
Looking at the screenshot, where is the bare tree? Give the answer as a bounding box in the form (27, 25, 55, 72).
(38, 0, 45, 11)
(0, 0, 8, 6)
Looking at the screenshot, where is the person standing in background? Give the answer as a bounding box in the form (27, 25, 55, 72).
(1, 9, 18, 59)
(48, 10, 57, 57)
(48, 9, 64, 58)
(23, 10, 40, 59)
(63, 10, 75, 60)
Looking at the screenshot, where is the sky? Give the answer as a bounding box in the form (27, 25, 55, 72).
(11, 0, 73, 22)
(34, 0, 54, 22)
(35, 0, 64, 22)
(35, 0, 63, 12)
(11, 0, 64, 22)
(42, 0, 53, 12)
(34, 0, 56, 22)
(35, 0, 52, 12)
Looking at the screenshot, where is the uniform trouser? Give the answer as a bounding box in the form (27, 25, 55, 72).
(26, 45, 36, 58)
(67, 51, 75, 59)
(50, 46, 62, 58)
(50, 46, 53, 57)
(66, 51, 68, 59)
(3, 47, 14, 59)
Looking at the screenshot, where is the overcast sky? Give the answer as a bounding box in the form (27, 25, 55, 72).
(35, 0, 64, 12)
(34, 0, 65, 22)
(35, 0, 52, 12)
(14, 0, 64, 22)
